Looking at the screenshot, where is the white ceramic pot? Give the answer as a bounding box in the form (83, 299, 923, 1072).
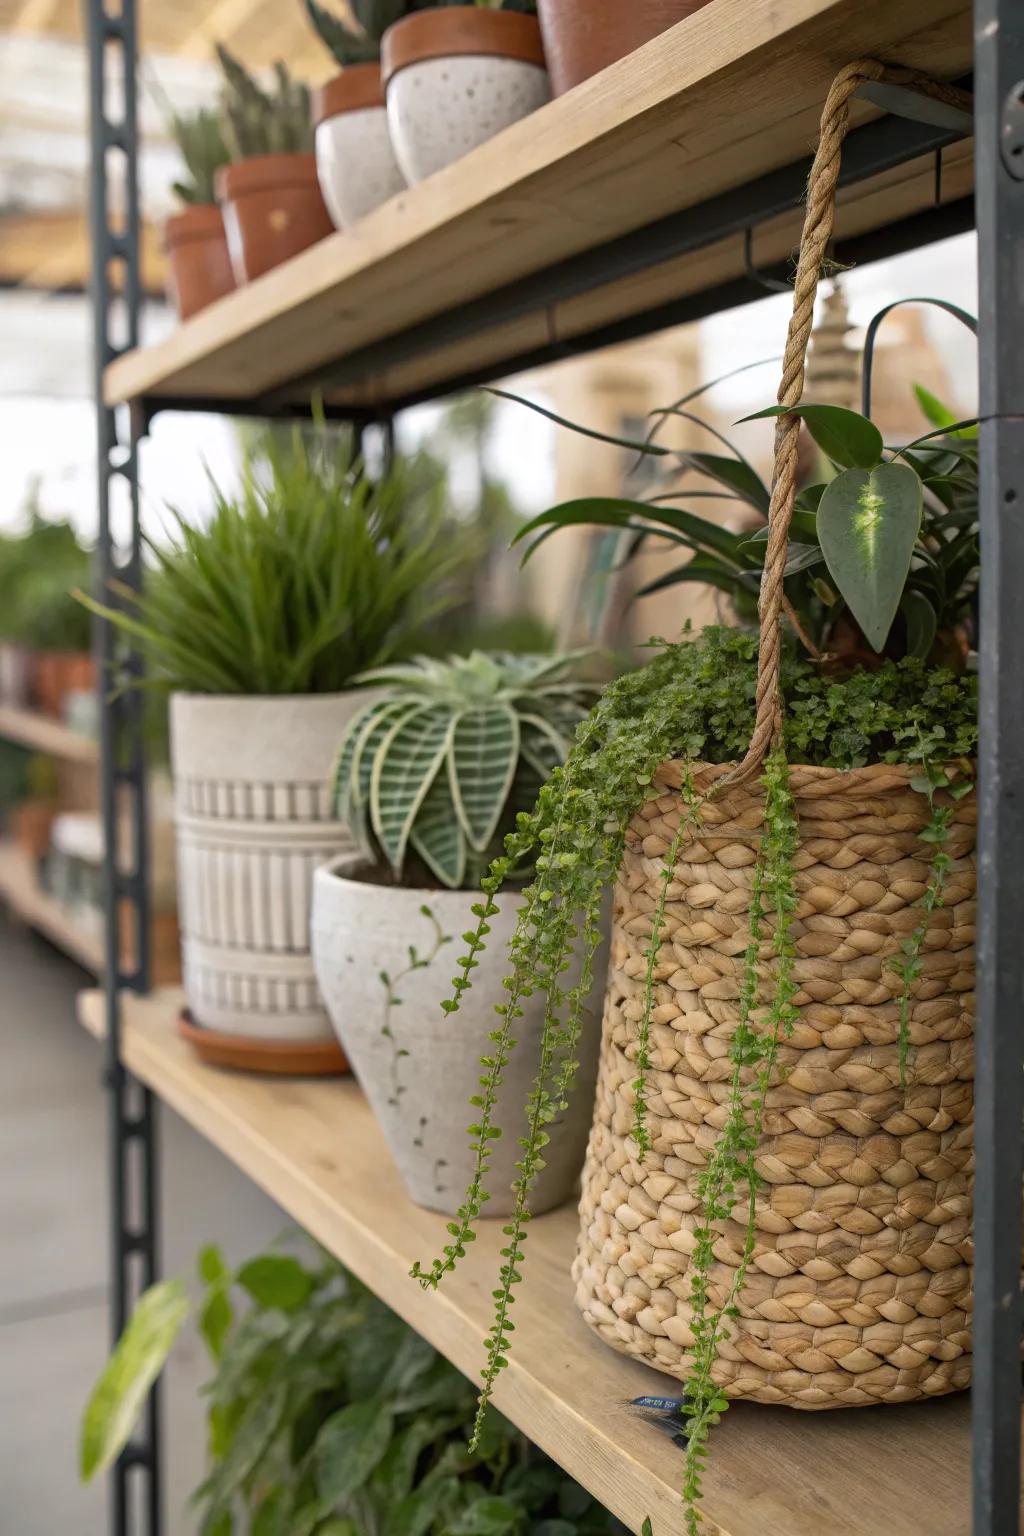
(170, 693, 364, 1041)
(381, 9, 550, 186)
(311, 856, 606, 1217)
(313, 65, 406, 229)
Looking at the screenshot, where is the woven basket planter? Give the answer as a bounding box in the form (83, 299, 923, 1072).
(573, 760, 977, 1409)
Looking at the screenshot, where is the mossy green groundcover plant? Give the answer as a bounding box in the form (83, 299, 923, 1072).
(82, 1244, 627, 1536)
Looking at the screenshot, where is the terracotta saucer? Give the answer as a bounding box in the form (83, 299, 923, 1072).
(177, 1010, 349, 1077)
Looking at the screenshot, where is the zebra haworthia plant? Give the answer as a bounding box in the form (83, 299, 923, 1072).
(331, 650, 599, 889)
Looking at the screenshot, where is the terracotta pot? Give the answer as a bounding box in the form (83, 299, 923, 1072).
(313, 64, 406, 229)
(31, 652, 62, 717)
(163, 204, 236, 320)
(537, 0, 713, 95)
(215, 154, 333, 284)
(11, 800, 58, 862)
(56, 652, 96, 701)
(382, 8, 549, 185)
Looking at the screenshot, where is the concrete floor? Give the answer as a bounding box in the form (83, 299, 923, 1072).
(0, 915, 284, 1535)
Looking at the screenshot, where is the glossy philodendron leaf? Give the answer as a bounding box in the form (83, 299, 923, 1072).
(369, 703, 455, 871)
(235, 1254, 315, 1312)
(817, 463, 923, 651)
(678, 451, 770, 513)
(741, 404, 884, 469)
(901, 589, 939, 659)
(315, 1400, 394, 1507)
(80, 1280, 190, 1481)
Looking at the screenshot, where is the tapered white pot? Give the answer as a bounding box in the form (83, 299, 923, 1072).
(170, 693, 363, 1040)
(311, 855, 606, 1217)
(381, 9, 550, 185)
(313, 65, 406, 229)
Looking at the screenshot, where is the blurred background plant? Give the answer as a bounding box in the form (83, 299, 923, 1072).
(82, 1241, 627, 1536)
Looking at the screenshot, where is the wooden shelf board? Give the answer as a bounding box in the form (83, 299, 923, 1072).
(77, 986, 1003, 1536)
(0, 704, 99, 764)
(103, 0, 972, 413)
(1, 843, 103, 972)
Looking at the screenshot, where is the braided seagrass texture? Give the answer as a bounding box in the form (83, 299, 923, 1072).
(573, 762, 977, 1409)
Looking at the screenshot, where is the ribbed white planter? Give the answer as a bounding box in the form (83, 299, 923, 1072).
(311, 856, 606, 1217)
(386, 55, 550, 184)
(170, 693, 364, 1041)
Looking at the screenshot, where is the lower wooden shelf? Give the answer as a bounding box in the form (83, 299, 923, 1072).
(1, 841, 104, 972)
(77, 987, 995, 1536)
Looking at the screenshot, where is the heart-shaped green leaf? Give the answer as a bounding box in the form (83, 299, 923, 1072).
(817, 463, 922, 651)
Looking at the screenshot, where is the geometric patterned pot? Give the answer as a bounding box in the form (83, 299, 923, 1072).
(170, 692, 363, 1041)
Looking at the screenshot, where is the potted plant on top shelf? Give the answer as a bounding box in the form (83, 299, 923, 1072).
(162, 105, 235, 320)
(311, 648, 606, 1215)
(537, 0, 713, 97)
(83, 425, 457, 1070)
(381, 0, 548, 186)
(215, 45, 333, 284)
(306, 0, 410, 229)
(407, 60, 985, 1523)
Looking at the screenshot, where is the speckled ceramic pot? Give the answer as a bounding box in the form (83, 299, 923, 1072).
(311, 856, 607, 1217)
(313, 64, 406, 228)
(381, 8, 549, 185)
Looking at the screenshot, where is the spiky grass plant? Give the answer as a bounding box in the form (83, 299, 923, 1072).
(217, 45, 313, 159)
(79, 429, 458, 696)
(168, 106, 230, 205)
(333, 650, 598, 888)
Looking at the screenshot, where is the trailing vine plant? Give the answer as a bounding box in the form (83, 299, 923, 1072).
(410, 634, 977, 1509)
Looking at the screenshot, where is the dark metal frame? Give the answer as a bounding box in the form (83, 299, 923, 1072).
(84, 2, 1021, 1532)
(87, 2, 159, 1533)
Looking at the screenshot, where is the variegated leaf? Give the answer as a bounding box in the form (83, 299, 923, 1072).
(817, 462, 922, 651)
(448, 703, 519, 853)
(369, 703, 456, 872)
(409, 769, 466, 889)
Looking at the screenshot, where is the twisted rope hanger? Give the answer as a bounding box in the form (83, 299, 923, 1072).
(722, 59, 974, 788)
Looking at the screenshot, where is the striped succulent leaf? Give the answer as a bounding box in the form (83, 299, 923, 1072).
(369, 704, 456, 870)
(449, 703, 519, 853)
(331, 651, 601, 888)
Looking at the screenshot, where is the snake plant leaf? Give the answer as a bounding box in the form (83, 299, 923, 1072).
(449, 703, 520, 853)
(370, 703, 456, 871)
(80, 1280, 190, 1481)
(817, 462, 923, 651)
(741, 404, 883, 469)
(901, 589, 938, 659)
(409, 770, 466, 889)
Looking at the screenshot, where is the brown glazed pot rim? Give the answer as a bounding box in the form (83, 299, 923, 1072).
(312, 63, 386, 127)
(381, 8, 545, 86)
(163, 203, 224, 248)
(216, 152, 320, 202)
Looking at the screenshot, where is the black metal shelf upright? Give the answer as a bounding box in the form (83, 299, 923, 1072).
(84, 3, 1022, 1533)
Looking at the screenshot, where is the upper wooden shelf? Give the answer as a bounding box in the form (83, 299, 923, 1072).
(77, 985, 1002, 1536)
(106, 0, 973, 416)
(0, 704, 99, 764)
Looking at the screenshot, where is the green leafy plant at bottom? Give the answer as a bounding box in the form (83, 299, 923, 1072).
(409, 626, 976, 1531)
(81, 1240, 627, 1536)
